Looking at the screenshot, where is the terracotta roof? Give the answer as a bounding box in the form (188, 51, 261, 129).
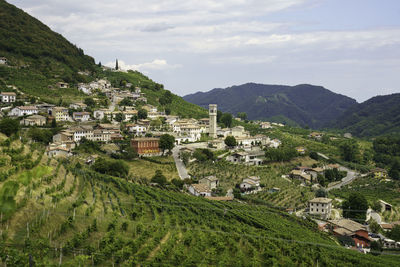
(380, 224, 393, 230)
(17, 106, 37, 110)
(191, 184, 211, 193)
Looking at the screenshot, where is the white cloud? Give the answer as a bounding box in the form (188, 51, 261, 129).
(105, 59, 181, 72)
(6, 0, 400, 101)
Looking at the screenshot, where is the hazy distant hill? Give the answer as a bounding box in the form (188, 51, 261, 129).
(184, 83, 357, 128)
(328, 93, 400, 137)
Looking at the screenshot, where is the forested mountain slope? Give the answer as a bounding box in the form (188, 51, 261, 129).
(328, 93, 400, 137)
(184, 83, 357, 128)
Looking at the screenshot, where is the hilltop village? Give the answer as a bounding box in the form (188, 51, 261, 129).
(1, 71, 399, 255)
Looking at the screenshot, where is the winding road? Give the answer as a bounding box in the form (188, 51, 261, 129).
(172, 146, 190, 180)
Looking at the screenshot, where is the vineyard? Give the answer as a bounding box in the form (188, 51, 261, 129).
(189, 157, 317, 208)
(0, 137, 399, 265)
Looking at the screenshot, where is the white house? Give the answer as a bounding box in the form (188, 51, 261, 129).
(0, 92, 16, 103)
(180, 124, 202, 141)
(240, 176, 261, 192)
(78, 83, 92, 95)
(227, 151, 263, 166)
(9, 106, 38, 117)
(126, 123, 147, 136)
(0, 57, 7, 65)
(69, 102, 87, 110)
(199, 176, 219, 190)
(73, 112, 91, 122)
(188, 184, 212, 197)
(20, 115, 46, 126)
(94, 109, 112, 120)
(309, 198, 332, 220)
(269, 139, 281, 148)
(47, 147, 71, 158)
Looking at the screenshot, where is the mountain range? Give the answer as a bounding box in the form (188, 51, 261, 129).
(184, 83, 357, 128)
(327, 93, 400, 137)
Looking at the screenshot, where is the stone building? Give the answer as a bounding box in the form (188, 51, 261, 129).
(209, 104, 217, 139)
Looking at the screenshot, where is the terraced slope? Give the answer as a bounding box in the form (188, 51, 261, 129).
(0, 139, 398, 266)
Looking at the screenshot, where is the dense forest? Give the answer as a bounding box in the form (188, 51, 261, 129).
(328, 93, 400, 137)
(184, 83, 357, 128)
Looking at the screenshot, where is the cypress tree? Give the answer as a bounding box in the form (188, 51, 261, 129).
(115, 59, 119, 70)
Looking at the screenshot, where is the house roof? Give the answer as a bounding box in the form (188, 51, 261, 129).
(380, 224, 393, 230)
(1, 92, 16, 96)
(191, 183, 211, 193)
(309, 197, 332, 204)
(329, 219, 366, 233)
(25, 115, 46, 120)
(202, 175, 218, 182)
(73, 112, 90, 116)
(132, 137, 160, 141)
(233, 151, 248, 156)
(17, 106, 38, 110)
(311, 167, 324, 173)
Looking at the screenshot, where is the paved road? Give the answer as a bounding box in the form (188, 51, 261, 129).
(367, 209, 382, 224)
(172, 146, 190, 180)
(326, 166, 358, 191)
(317, 152, 330, 160)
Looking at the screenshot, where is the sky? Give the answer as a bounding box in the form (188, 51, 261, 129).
(8, 0, 400, 102)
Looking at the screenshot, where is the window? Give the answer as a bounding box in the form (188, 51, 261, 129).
(316, 209, 319, 212)
(322, 209, 324, 212)
(311, 209, 313, 212)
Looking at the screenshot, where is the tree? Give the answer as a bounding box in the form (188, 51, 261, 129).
(114, 112, 124, 122)
(368, 219, 381, 234)
(84, 97, 96, 108)
(159, 134, 175, 155)
(180, 151, 190, 166)
(0, 118, 20, 136)
(340, 140, 360, 162)
(115, 59, 119, 70)
(138, 109, 147, 119)
(224, 136, 237, 147)
(159, 90, 173, 105)
(342, 192, 368, 221)
(237, 112, 247, 120)
(171, 178, 184, 189)
(220, 113, 233, 128)
(27, 128, 53, 144)
(120, 98, 133, 106)
(388, 225, 400, 241)
(315, 188, 327, 198)
(370, 241, 383, 255)
(151, 170, 167, 186)
(309, 151, 319, 160)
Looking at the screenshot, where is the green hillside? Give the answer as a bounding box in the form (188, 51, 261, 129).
(0, 0, 207, 118)
(0, 137, 398, 266)
(184, 83, 357, 128)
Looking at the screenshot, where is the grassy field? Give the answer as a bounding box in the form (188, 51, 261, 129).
(128, 157, 179, 181)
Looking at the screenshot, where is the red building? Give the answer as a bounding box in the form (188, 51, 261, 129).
(131, 137, 160, 156)
(329, 219, 371, 248)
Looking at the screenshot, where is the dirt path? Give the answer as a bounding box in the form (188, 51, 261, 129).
(145, 231, 171, 261)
